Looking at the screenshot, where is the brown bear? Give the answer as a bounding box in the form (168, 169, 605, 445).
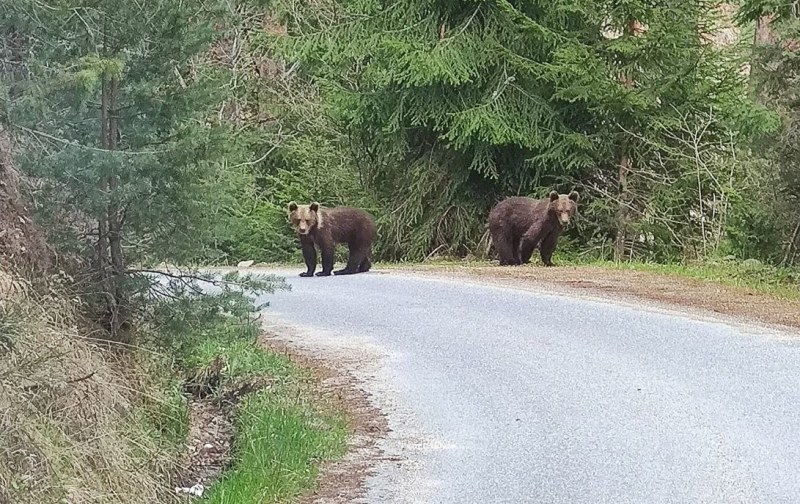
(488, 191, 579, 267)
(287, 202, 377, 277)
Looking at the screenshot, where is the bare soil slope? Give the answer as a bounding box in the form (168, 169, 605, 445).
(0, 127, 51, 272)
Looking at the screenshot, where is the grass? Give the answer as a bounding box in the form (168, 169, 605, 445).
(577, 259, 800, 299)
(203, 383, 347, 503)
(133, 350, 191, 452)
(155, 291, 348, 504)
(0, 266, 348, 504)
(0, 285, 187, 504)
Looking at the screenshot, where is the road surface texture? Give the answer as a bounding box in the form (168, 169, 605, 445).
(253, 268, 800, 504)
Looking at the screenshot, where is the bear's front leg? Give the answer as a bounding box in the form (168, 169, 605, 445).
(299, 236, 317, 277)
(317, 241, 335, 276)
(519, 222, 545, 264)
(539, 231, 559, 267)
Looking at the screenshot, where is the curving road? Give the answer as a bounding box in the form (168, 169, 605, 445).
(253, 268, 800, 504)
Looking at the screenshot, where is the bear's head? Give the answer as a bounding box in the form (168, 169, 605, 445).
(287, 202, 322, 235)
(548, 191, 579, 226)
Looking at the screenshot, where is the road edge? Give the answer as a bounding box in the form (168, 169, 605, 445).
(378, 267, 800, 338)
(258, 321, 391, 503)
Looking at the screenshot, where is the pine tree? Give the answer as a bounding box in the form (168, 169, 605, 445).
(0, 0, 232, 341)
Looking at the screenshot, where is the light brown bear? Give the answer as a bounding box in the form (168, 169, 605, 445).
(488, 191, 579, 266)
(287, 202, 377, 277)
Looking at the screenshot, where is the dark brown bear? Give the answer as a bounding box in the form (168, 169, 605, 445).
(488, 191, 579, 267)
(287, 202, 377, 277)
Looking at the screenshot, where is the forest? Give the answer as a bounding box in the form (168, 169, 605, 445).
(1, 1, 800, 501)
(2, 0, 799, 275)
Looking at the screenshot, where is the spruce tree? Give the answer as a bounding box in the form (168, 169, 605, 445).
(263, 0, 769, 260)
(739, 1, 800, 264)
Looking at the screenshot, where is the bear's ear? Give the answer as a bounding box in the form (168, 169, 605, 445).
(288, 201, 298, 212)
(549, 191, 559, 202)
(310, 202, 320, 212)
(568, 191, 579, 202)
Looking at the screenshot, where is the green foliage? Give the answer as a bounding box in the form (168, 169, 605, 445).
(0, 1, 269, 272)
(738, 3, 800, 265)
(191, 47, 380, 263)
(257, 0, 774, 261)
(134, 269, 291, 454)
(141, 273, 345, 504)
(142, 273, 287, 396)
(2, 0, 794, 268)
(723, 191, 788, 263)
(142, 270, 289, 352)
(737, 1, 795, 24)
(201, 386, 347, 504)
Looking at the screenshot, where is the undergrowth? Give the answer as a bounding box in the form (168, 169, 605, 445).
(145, 273, 348, 503)
(0, 274, 185, 504)
(0, 267, 349, 504)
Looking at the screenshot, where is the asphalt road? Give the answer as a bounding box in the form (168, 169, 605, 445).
(254, 268, 800, 504)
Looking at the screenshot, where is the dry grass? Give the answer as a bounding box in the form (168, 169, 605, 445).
(0, 271, 183, 504)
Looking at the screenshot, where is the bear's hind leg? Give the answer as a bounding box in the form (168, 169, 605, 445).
(519, 237, 538, 264)
(492, 229, 519, 266)
(512, 235, 523, 265)
(334, 243, 367, 275)
(358, 256, 372, 272)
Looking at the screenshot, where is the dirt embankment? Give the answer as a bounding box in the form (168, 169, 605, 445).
(396, 264, 800, 331)
(0, 127, 51, 273)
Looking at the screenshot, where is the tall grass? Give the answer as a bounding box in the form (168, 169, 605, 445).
(1, 268, 348, 504)
(0, 279, 185, 504)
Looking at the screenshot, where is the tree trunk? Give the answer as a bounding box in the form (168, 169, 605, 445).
(754, 14, 775, 45)
(100, 75, 130, 344)
(614, 19, 642, 262)
(783, 221, 800, 266)
(614, 154, 631, 261)
(99, 78, 112, 299)
(750, 13, 775, 96)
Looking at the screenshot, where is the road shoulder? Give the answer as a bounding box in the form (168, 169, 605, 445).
(385, 263, 800, 333)
(256, 323, 389, 503)
(257, 315, 434, 504)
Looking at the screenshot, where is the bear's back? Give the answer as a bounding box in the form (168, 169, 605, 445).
(490, 196, 546, 232)
(321, 206, 377, 243)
